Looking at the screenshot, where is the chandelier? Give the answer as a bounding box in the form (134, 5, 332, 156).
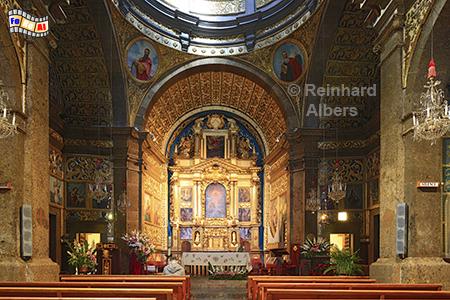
(0, 82, 17, 139)
(328, 168, 346, 203)
(305, 188, 321, 212)
(412, 59, 450, 144)
(117, 188, 131, 214)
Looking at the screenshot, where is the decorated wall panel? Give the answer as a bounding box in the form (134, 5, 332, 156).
(265, 151, 290, 250)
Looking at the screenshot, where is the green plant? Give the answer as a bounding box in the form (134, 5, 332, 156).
(66, 240, 97, 273)
(324, 247, 363, 276)
(300, 237, 331, 258)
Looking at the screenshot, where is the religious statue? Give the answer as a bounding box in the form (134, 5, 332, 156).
(178, 136, 193, 158)
(231, 231, 237, 245)
(206, 114, 225, 130)
(238, 137, 252, 159)
(132, 48, 153, 81)
(194, 231, 201, 245)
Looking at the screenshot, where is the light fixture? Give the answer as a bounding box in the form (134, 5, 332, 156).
(338, 211, 348, 222)
(412, 59, 450, 144)
(0, 81, 18, 139)
(305, 188, 321, 212)
(328, 162, 347, 203)
(117, 181, 131, 214)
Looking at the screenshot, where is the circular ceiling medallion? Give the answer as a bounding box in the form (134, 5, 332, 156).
(114, 0, 321, 56)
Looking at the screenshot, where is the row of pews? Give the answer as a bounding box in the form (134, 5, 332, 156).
(247, 275, 450, 300)
(0, 275, 191, 300)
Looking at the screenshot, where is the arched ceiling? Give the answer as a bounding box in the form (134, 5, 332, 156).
(144, 71, 287, 152)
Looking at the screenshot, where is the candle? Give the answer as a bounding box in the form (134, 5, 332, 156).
(413, 114, 416, 126)
(12, 113, 15, 125)
(2, 108, 6, 118)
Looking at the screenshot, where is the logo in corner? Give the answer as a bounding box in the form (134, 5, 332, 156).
(8, 9, 49, 37)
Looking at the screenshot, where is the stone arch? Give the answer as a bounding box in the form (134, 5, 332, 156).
(134, 57, 299, 135)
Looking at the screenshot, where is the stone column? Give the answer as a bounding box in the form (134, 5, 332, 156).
(0, 39, 58, 280)
(370, 14, 450, 288)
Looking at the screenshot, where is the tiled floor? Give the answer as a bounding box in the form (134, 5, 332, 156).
(191, 277, 247, 300)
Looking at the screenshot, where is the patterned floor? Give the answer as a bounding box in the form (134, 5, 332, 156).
(191, 277, 247, 300)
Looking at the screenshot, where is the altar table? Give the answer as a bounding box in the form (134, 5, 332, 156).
(182, 252, 251, 275)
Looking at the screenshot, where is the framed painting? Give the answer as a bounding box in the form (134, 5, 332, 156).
(153, 199, 162, 226)
(238, 208, 251, 222)
(144, 193, 152, 223)
(206, 135, 225, 158)
(205, 183, 227, 218)
(238, 187, 251, 203)
(126, 38, 159, 82)
(180, 187, 193, 204)
(89, 183, 112, 209)
(272, 39, 307, 82)
(240, 228, 251, 241)
(66, 182, 86, 208)
(180, 208, 193, 222)
(180, 227, 192, 240)
(50, 176, 63, 205)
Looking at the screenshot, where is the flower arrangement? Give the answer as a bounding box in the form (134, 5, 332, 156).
(66, 240, 97, 274)
(300, 237, 331, 258)
(122, 230, 155, 263)
(208, 262, 249, 280)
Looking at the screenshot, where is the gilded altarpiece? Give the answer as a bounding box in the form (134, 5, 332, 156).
(142, 146, 168, 250)
(264, 151, 290, 250)
(169, 114, 262, 252)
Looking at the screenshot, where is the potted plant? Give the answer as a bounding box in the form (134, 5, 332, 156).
(66, 240, 97, 275)
(300, 237, 331, 275)
(122, 230, 155, 274)
(324, 247, 363, 276)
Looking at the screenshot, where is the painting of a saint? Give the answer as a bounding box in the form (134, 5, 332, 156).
(238, 187, 251, 203)
(180, 227, 192, 240)
(144, 193, 152, 223)
(50, 176, 63, 205)
(240, 228, 251, 241)
(126, 39, 158, 82)
(206, 136, 225, 158)
(67, 183, 86, 208)
(267, 197, 280, 244)
(238, 208, 251, 222)
(180, 187, 192, 204)
(153, 200, 162, 226)
(205, 183, 226, 218)
(180, 208, 193, 222)
(273, 41, 306, 82)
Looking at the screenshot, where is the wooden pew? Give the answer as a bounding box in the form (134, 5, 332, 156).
(0, 281, 184, 300)
(0, 287, 173, 300)
(247, 276, 376, 300)
(264, 288, 450, 300)
(257, 283, 442, 300)
(0, 298, 156, 300)
(60, 275, 190, 300)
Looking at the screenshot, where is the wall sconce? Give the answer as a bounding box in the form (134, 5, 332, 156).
(338, 211, 348, 222)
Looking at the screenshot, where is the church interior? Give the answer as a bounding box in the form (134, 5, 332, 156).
(1, 0, 450, 299)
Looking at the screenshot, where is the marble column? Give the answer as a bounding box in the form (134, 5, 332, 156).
(370, 14, 450, 288)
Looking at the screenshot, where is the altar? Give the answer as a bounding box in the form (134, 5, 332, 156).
(182, 252, 251, 276)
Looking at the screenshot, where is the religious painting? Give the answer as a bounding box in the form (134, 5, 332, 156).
(144, 193, 152, 223)
(240, 228, 251, 241)
(345, 184, 363, 209)
(50, 176, 63, 205)
(180, 208, 193, 222)
(272, 40, 306, 82)
(238, 187, 251, 203)
(205, 183, 227, 218)
(180, 227, 192, 240)
(267, 193, 287, 247)
(368, 179, 379, 206)
(206, 136, 225, 158)
(238, 208, 251, 222)
(177, 136, 193, 158)
(153, 199, 162, 226)
(126, 38, 159, 82)
(67, 183, 86, 208)
(89, 183, 112, 209)
(180, 187, 193, 204)
(444, 167, 450, 193)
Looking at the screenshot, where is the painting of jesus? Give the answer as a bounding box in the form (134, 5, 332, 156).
(205, 183, 226, 218)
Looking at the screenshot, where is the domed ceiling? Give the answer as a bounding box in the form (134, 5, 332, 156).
(112, 0, 321, 56)
(144, 71, 287, 152)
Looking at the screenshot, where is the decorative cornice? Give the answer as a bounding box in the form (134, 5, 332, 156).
(65, 139, 114, 148)
(318, 132, 380, 151)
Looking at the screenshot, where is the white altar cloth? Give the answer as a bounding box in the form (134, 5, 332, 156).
(182, 252, 250, 267)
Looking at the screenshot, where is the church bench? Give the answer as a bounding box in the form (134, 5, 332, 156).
(0, 298, 157, 300)
(256, 283, 442, 300)
(247, 276, 376, 300)
(0, 287, 173, 300)
(0, 281, 184, 300)
(264, 288, 450, 300)
(60, 275, 190, 300)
